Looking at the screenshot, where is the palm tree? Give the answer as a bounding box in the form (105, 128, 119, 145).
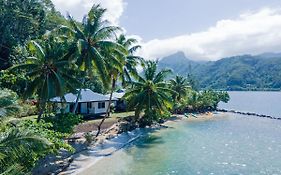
(60, 4, 124, 113)
(117, 34, 142, 85)
(0, 90, 50, 175)
(11, 37, 80, 122)
(0, 128, 50, 174)
(124, 61, 174, 125)
(170, 75, 190, 102)
(0, 89, 20, 118)
(95, 34, 142, 137)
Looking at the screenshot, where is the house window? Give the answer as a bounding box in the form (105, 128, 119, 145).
(98, 102, 105, 109)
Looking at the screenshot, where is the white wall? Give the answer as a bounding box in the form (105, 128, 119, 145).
(56, 101, 113, 115)
(93, 101, 110, 114)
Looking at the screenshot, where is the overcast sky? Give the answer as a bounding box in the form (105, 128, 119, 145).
(52, 0, 281, 60)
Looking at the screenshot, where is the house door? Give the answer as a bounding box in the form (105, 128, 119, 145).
(80, 103, 88, 114)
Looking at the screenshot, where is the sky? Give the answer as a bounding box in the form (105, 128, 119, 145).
(52, 0, 281, 61)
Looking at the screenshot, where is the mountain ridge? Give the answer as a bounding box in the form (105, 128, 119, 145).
(158, 51, 281, 90)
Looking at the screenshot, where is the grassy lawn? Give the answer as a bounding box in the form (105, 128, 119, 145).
(19, 111, 134, 133)
(74, 111, 135, 133)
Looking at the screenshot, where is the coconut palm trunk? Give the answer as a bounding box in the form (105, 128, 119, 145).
(71, 77, 86, 114)
(37, 100, 45, 122)
(71, 88, 82, 114)
(95, 77, 116, 137)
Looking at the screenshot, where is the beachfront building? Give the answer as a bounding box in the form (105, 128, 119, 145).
(107, 89, 126, 112)
(51, 89, 117, 115)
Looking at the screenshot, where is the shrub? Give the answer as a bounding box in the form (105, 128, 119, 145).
(43, 113, 82, 134)
(18, 101, 37, 117)
(139, 109, 171, 127)
(16, 120, 73, 170)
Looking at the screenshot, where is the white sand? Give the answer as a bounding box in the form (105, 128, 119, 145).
(60, 129, 143, 175)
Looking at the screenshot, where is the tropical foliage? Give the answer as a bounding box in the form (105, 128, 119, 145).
(0, 1, 230, 174)
(0, 0, 67, 70)
(124, 61, 174, 126)
(0, 90, 50, 174)
(10, 36, 80, 121)
(170, 75, 190, 102)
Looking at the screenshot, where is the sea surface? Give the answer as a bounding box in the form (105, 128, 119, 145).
(82, 92, 281, 175)
(218, 91, 281, 118)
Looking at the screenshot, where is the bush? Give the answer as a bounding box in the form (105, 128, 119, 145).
(184, 90, 230, 112)
(17, 120, 74, 170)
(43, 113, 82, 134)
(139, 109, 171, 127)
(18, 101, 37, 117)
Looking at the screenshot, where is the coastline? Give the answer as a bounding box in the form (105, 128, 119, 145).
(60, 112, 224, 175)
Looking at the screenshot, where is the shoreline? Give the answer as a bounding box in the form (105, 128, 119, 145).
(59, 112, 224, 175)
(58, 111, 281, 175)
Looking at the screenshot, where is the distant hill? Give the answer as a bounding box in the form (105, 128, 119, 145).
(158, 52, 281, 90)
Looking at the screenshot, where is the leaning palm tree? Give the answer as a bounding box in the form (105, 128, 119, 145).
(60, 4, 124, 113)
(95, 34, 143, 137)
(117, 34, 142, 85)
(10, 37, 80, 122)
(170, 75, 191, 102)
(124, 61, 174, 124)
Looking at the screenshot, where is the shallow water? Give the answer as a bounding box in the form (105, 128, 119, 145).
(82, 114, 281, 175)
(219, 91, 281, 118)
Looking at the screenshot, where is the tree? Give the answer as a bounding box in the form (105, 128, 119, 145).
(117, 34, 142, 86)
(170, 75, 190, 102)
(95, 34, 142, 137)
(0, 0, 61, 70)
(0, 89, 50, 174)
(60, 4, 124, 113)
(124, 61, 174, 125)
(10, 36, 80, 122)
(0, 89, 20, 118)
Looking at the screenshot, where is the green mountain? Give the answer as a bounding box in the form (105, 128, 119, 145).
(158, 52, 281, 90)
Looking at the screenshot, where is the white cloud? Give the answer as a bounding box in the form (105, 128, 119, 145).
(138, 8, 281, 61)
(52, 0, 126, 25)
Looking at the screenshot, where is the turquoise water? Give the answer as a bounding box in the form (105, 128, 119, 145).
(219, 91, 281, 118)
(83, 114, 281, 175)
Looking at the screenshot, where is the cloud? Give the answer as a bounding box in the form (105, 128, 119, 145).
(138, 8, 281, 61)
(52, 0, 126, 25)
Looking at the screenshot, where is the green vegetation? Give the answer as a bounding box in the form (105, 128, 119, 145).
(124, 61, 174, 126)
(43, 113, 82, 133)
(158, 52, 281, 90)
(174, 90, 230, 113)
(0, 1, 230, 174)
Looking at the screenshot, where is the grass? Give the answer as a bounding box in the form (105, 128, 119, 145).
(19, 111, 134, 133)
(74, 111, 134, 133)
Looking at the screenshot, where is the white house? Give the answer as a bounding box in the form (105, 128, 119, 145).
(51, 89, 117, 115)
(106, 89, 126, 111)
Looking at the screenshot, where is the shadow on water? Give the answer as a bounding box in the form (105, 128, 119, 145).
(132, 135, 165, 149)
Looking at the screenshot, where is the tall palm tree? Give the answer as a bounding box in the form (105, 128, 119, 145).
(117, 34, 142, 85)
(124, 61, 174, 123)
(95, 34, 142, 137)
(60, 4, 124, 113)
(170, 75, 190, 102)
(11, 37, 80, 122)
